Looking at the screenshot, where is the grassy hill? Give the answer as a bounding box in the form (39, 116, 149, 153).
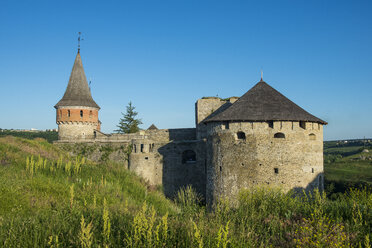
(324, 140, 372, 193)
(0, 136, 371, 247)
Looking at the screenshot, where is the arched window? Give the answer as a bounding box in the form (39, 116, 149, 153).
(94, 131, 97, 138)
(237, 131, 246, 140)
(80, 110, 83, 117)
(182, 150, 196, 164)
(274, 132, 285, 138)
(89, 110, 92, 118)
(309, 133, 316, 140)
(68, 110, 71, 117)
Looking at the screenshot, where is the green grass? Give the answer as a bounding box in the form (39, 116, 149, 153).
(324, 141, 372, 194)
(0, 136, 371, 247)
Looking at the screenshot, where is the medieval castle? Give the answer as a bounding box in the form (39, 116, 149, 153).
(55, 50, 327, 205)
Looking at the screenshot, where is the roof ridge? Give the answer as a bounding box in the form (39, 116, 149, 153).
(204, 80, 326, 124)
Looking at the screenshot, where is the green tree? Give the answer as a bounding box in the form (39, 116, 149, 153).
(115, 102, 143, 133)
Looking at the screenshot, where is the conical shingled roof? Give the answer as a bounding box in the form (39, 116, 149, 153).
(55, 52, 100, 109)
(204, 80, 327, 124)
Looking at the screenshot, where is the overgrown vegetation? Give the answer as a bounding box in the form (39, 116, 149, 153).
(0, 136, 371, 247)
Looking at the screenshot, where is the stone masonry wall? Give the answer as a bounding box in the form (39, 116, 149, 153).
(58, 122, 98, 140)
(206, 121, 324, 206)
(195, 97, 238, 139)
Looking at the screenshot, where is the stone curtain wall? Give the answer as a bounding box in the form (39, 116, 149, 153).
(206, 121, 324, 206)
(56, 128, 207, 199)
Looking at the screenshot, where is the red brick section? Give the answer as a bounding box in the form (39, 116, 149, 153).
(56, 108, 99, 123)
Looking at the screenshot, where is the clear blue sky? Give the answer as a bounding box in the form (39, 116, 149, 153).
(0, 0, 371, 141)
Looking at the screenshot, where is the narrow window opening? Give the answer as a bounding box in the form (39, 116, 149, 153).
(145, 157, 148, 160)
(68, 110, 71, 117)
(182, 150, 196, 164)
(312, 168, 314, 173)
(268, 121, 274, 128)
(274, 168, 279, 174)
(140, 144, 144, 153)
(219, 166, 222, 172)
(94, 131, 97, 138)
(134, 144, 137, 153)
(237, 131, 246, 140)
(274, 132, 285, 138)
(300, 121, 306, 129)
(89, 110, 92, 118)
(80, 110, 83, 118)
(309, 133, 316, 140)
(222, 121, 229, 130)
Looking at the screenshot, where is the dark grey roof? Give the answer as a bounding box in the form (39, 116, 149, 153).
(55, 52, 100, 109)
(147, 124, 158, 130)
(204, 80, 327, 124)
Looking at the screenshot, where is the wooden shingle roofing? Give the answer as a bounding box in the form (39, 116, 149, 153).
(55, 52, 100, 109)
(204, 80, 327, 124)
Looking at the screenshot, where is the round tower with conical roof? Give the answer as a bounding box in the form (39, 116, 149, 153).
(54, 51, 100, 141)
(204, 79, 327, 206)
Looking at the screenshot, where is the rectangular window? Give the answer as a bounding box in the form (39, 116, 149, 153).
(222, 121, 229, 130)
(300, 121, 306, 129)
(140, 144, 144, 153)
(274, 168, 279, 174)
(268, 121, 274, 128)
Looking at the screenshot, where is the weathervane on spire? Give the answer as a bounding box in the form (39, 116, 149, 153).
(78, 32, 84, 53)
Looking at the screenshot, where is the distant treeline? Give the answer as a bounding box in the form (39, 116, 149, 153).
(0, 130, 58, 143)
(324, 139, 372, 149)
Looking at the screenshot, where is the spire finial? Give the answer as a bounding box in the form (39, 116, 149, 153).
(260, 69, 263, 81)
(77, 32, 83, 53)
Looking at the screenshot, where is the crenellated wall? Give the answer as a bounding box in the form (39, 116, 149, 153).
(205, 120, 324, 206)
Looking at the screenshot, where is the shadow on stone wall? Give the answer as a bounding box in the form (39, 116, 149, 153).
(167, 128, 196, 141)
(291, 172, 324, 195)
(157, 140, 206, 200)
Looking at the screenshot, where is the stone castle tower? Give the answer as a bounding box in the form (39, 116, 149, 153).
(55, 50, 327, 206)
(201, 79, 327, 205)
(54, 51, 101, 140)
